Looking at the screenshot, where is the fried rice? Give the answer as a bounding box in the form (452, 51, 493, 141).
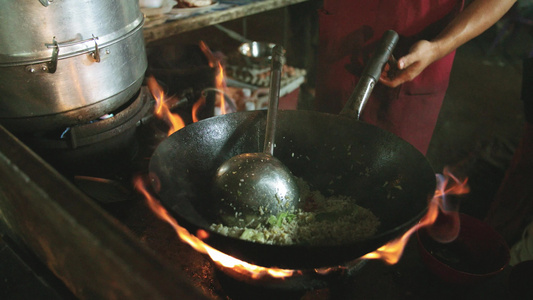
(210, 178, 380, 246)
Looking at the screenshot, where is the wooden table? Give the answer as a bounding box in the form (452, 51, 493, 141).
(143, 0, 309, 44)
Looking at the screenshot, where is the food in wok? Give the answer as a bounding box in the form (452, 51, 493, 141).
(210, 177, 380, 245)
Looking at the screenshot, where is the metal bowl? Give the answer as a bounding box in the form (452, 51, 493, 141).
(238, 41, 281, 67)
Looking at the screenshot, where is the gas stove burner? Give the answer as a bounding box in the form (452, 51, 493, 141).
(18, 87, 153, 177)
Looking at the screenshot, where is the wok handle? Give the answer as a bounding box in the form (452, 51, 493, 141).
(263, 45, 284, 155)
(340, 30, 399, 120)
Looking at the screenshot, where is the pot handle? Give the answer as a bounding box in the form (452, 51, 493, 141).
(340, 30, 399, 120)
(44, 35, 102, 68)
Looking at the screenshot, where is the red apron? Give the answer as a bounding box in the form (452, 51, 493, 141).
(315, 0, 464, 155)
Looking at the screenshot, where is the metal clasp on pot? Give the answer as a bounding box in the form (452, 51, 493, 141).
(91, 35, 101, 63)
(47, 37, 59, 73)
(24, 37, 58, 74)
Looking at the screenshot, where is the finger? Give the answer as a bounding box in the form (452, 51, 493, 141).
(379, 74, 402, 88)
(379, 68, 416, 88)
(397, 51, 422, 70)
(397, 56, 408, 70)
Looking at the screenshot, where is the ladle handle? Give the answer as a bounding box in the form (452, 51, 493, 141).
(263, 45, 284, 155)
(340, 30, 399, 120)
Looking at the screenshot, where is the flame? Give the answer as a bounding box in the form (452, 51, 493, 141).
(147, 76, 185, 136)
(147, 42, 228, 127)
(135, 167, 468, 280)
(198, 41, 230, 116)
(361, 167, 469, 264)
(134, 175, 298, 279)
(191, 97, 204, 123)
(215, 62, 227, 115)
(199, 41, 217, 68)
(191, 62, 228, 122)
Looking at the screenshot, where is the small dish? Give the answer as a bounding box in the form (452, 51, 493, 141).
(169, 1, 219, 14)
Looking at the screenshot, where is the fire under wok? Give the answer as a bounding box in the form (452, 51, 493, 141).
(149, 31, 436, 269)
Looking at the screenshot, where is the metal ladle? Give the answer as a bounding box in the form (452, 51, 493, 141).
(213, 45, 299, 224)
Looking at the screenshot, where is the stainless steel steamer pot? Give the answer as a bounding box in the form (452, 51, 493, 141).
(0, 0, 147, 132)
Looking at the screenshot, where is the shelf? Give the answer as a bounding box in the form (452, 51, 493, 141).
(142, 0, 309, 44)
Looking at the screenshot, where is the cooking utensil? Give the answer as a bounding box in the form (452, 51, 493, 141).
(213, 45, 299, 224)
(149, 30, 436, 269)
(0, 0, 147, 132)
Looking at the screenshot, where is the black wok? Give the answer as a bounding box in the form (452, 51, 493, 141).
(149, 31, 436, 269)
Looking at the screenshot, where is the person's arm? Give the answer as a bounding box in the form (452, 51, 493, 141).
(380, 0, 517, 88)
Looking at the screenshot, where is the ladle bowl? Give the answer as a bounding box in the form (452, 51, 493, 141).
(213, 152, 299, 221)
